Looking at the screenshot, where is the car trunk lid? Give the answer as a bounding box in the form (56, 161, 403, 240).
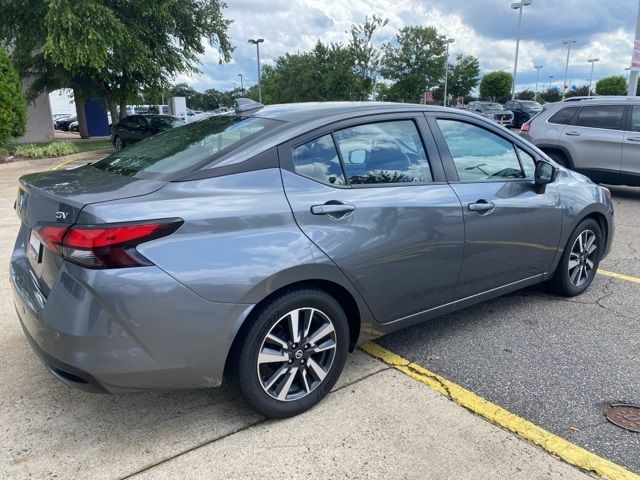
(15, 165, 166, 297)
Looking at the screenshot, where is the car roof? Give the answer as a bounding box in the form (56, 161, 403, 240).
(561, 96, 640, 104)
(251, 101, 451, 123)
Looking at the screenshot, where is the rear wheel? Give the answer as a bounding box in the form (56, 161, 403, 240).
(548, 218, 602, 296)
(230, 288, 349, 418)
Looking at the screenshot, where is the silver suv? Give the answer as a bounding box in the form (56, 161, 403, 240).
(520, 97, 640, 185)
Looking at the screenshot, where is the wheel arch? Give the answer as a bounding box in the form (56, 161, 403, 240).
(537, 144, 575, 169)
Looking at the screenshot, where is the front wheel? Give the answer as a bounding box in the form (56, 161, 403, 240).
(114, 136, 123, 151)
(230, 288, 349, 418)
(547, 218, 602, 296)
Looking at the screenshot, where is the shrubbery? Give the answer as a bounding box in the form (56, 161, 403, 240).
(14, 142, 79, 158)
(0, 47, 27, 145)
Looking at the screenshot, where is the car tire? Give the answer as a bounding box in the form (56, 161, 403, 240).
(229, 288, 349, 418)
(547, 151, 569, 168)
(114, 136, 123, 151)
(547, 218, 603, 297)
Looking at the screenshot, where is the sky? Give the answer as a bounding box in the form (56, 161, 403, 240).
(50, 0, 640, 113)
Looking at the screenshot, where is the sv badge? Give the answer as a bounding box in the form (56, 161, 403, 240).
(56, 211, 69, 220)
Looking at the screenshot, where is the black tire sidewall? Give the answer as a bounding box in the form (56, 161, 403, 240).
(234, 289, 349, 419)
(552, 219, 603, 296)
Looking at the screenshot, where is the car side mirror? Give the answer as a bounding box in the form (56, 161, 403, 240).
(534, 161, 558, 185)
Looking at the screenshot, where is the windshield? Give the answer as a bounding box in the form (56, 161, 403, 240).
(482, 103, 504, 112)
(93, 115, 282, 179)
(519, 101, 542, 109)
(147, 116, 185, 129)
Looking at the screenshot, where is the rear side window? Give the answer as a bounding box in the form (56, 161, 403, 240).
(548, 107, 579, 125)
(333, 120, 432, 185)
(93, 116, 282, 178)
(292, 135, 346, 185)
(631, 106, 640, 132)
(437, 119, 524, 181)
(575, 105, 625, 130)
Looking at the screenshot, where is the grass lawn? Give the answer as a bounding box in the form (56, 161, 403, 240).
(2, 138, 113, 159)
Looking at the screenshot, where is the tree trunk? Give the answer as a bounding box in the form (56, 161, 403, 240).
(119, 97, 127, 120)
(103, 85, 118, 127)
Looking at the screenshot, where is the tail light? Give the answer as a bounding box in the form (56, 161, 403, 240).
(520, 122, 530, 132)
(35, 219, 182, 269)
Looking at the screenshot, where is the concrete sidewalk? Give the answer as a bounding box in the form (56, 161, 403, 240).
(0, 158, 595, 480)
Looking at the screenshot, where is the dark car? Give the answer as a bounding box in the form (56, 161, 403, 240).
(55, 115, 77, 131)
(11, 100, 613, 419)
(505, 100, 543, 128)
(112, 114, 186, 151)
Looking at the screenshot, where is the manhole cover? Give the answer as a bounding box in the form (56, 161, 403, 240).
(604, 404, 640, 432)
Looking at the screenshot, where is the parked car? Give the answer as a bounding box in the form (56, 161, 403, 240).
(68, 121, 79, 132)
(11, 100, 613, 419)
(52, 113, 70, 126)
(520, 96, 640, 186)
(504, 99, 542, 128)
(468, 101, 514, 127)
(111, 114, 186, 151)
(55, 115, 77, 131)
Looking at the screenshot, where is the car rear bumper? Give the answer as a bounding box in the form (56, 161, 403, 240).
(10, 241, 254, 393)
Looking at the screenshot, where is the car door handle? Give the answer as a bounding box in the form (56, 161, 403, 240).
(627, 136, 640, 142)
(468, 200, 495, 213)
(565, 131, 581, 136)
(310, 202, 356, 217)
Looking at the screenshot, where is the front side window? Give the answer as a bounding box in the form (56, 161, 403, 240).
(437, 119, 524, 181)
(333, 120, 432, 185)
(292, 135, 346, 185)
(548, 107, 579, 125)
(575, 105, 625, 130)
(517, 147, 536, 178)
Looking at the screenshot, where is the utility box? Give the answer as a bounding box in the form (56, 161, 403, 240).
(169, 97, 187, 121)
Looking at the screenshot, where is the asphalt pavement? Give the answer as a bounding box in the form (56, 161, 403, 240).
(378, 184, 640, 474)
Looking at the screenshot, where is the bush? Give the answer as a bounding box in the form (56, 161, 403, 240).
(516, 89, 535, 100)
(0, 47, 27, 146)
(595, 75, 627, 95)
(14, 142, 79, 158)
(479, 71, 513, 102)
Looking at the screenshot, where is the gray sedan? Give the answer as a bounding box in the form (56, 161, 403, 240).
(11, 101, 613, 418)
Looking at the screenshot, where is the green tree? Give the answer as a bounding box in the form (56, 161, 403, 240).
(0, 47, 26, 145)
(380, 26, 446, 103)
(516, 89, 535, 100)
(0, 0, 232, 120)
(348, 15, 389, 100)
(441, 54, 480, 103)
(538, 86, 562, 103)
(595, 75, 627, 95)
(479, 71, 512, 102)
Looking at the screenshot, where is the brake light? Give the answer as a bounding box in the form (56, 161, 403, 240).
(520, 121, 530, 132)
(35, 219, 182, 269)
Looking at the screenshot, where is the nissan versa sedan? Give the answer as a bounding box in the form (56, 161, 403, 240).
(11, 100, 613, 418)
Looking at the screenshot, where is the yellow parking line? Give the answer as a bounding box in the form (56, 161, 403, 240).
(598, 269, 640, 285)
(360, 342, 640, 480)
(50, 157, 79, 171)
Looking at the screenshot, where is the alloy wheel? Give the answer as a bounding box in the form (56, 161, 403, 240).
(256, 307, 337, 402)
(568, 229, 598, 287)
(114, 137, 123, 151)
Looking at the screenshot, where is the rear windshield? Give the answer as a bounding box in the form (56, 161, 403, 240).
(519, 101, 542, 109)
(93, 116, 282, 179)
(147, 116, 185, 129)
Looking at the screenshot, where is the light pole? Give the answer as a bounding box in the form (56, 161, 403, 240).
(511, 1, 533, 100)
(443, 38, 455, 106)
(562, 39, 576, 99)
(238, 74, 244, 94)
(548, 75, 554, 88)
(534, 64, 543, 101)
(587, 58, 599, 97)
(628, 0, 640, 96)
(626, 67, 631, 84)
(248, 38, 264, 103)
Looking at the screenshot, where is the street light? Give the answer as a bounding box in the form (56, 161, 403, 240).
(534, 65, 543, 101)
(248, 38, 264, 103)
(238, 74, 244, 94)
(548, 75, 554, 88)
(625, 67, 631, 83)
(511, 1, 533, 100)
(443, 38, 455, 106)
(587, 58, 599, 97)
(562, 39, 576, 99)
